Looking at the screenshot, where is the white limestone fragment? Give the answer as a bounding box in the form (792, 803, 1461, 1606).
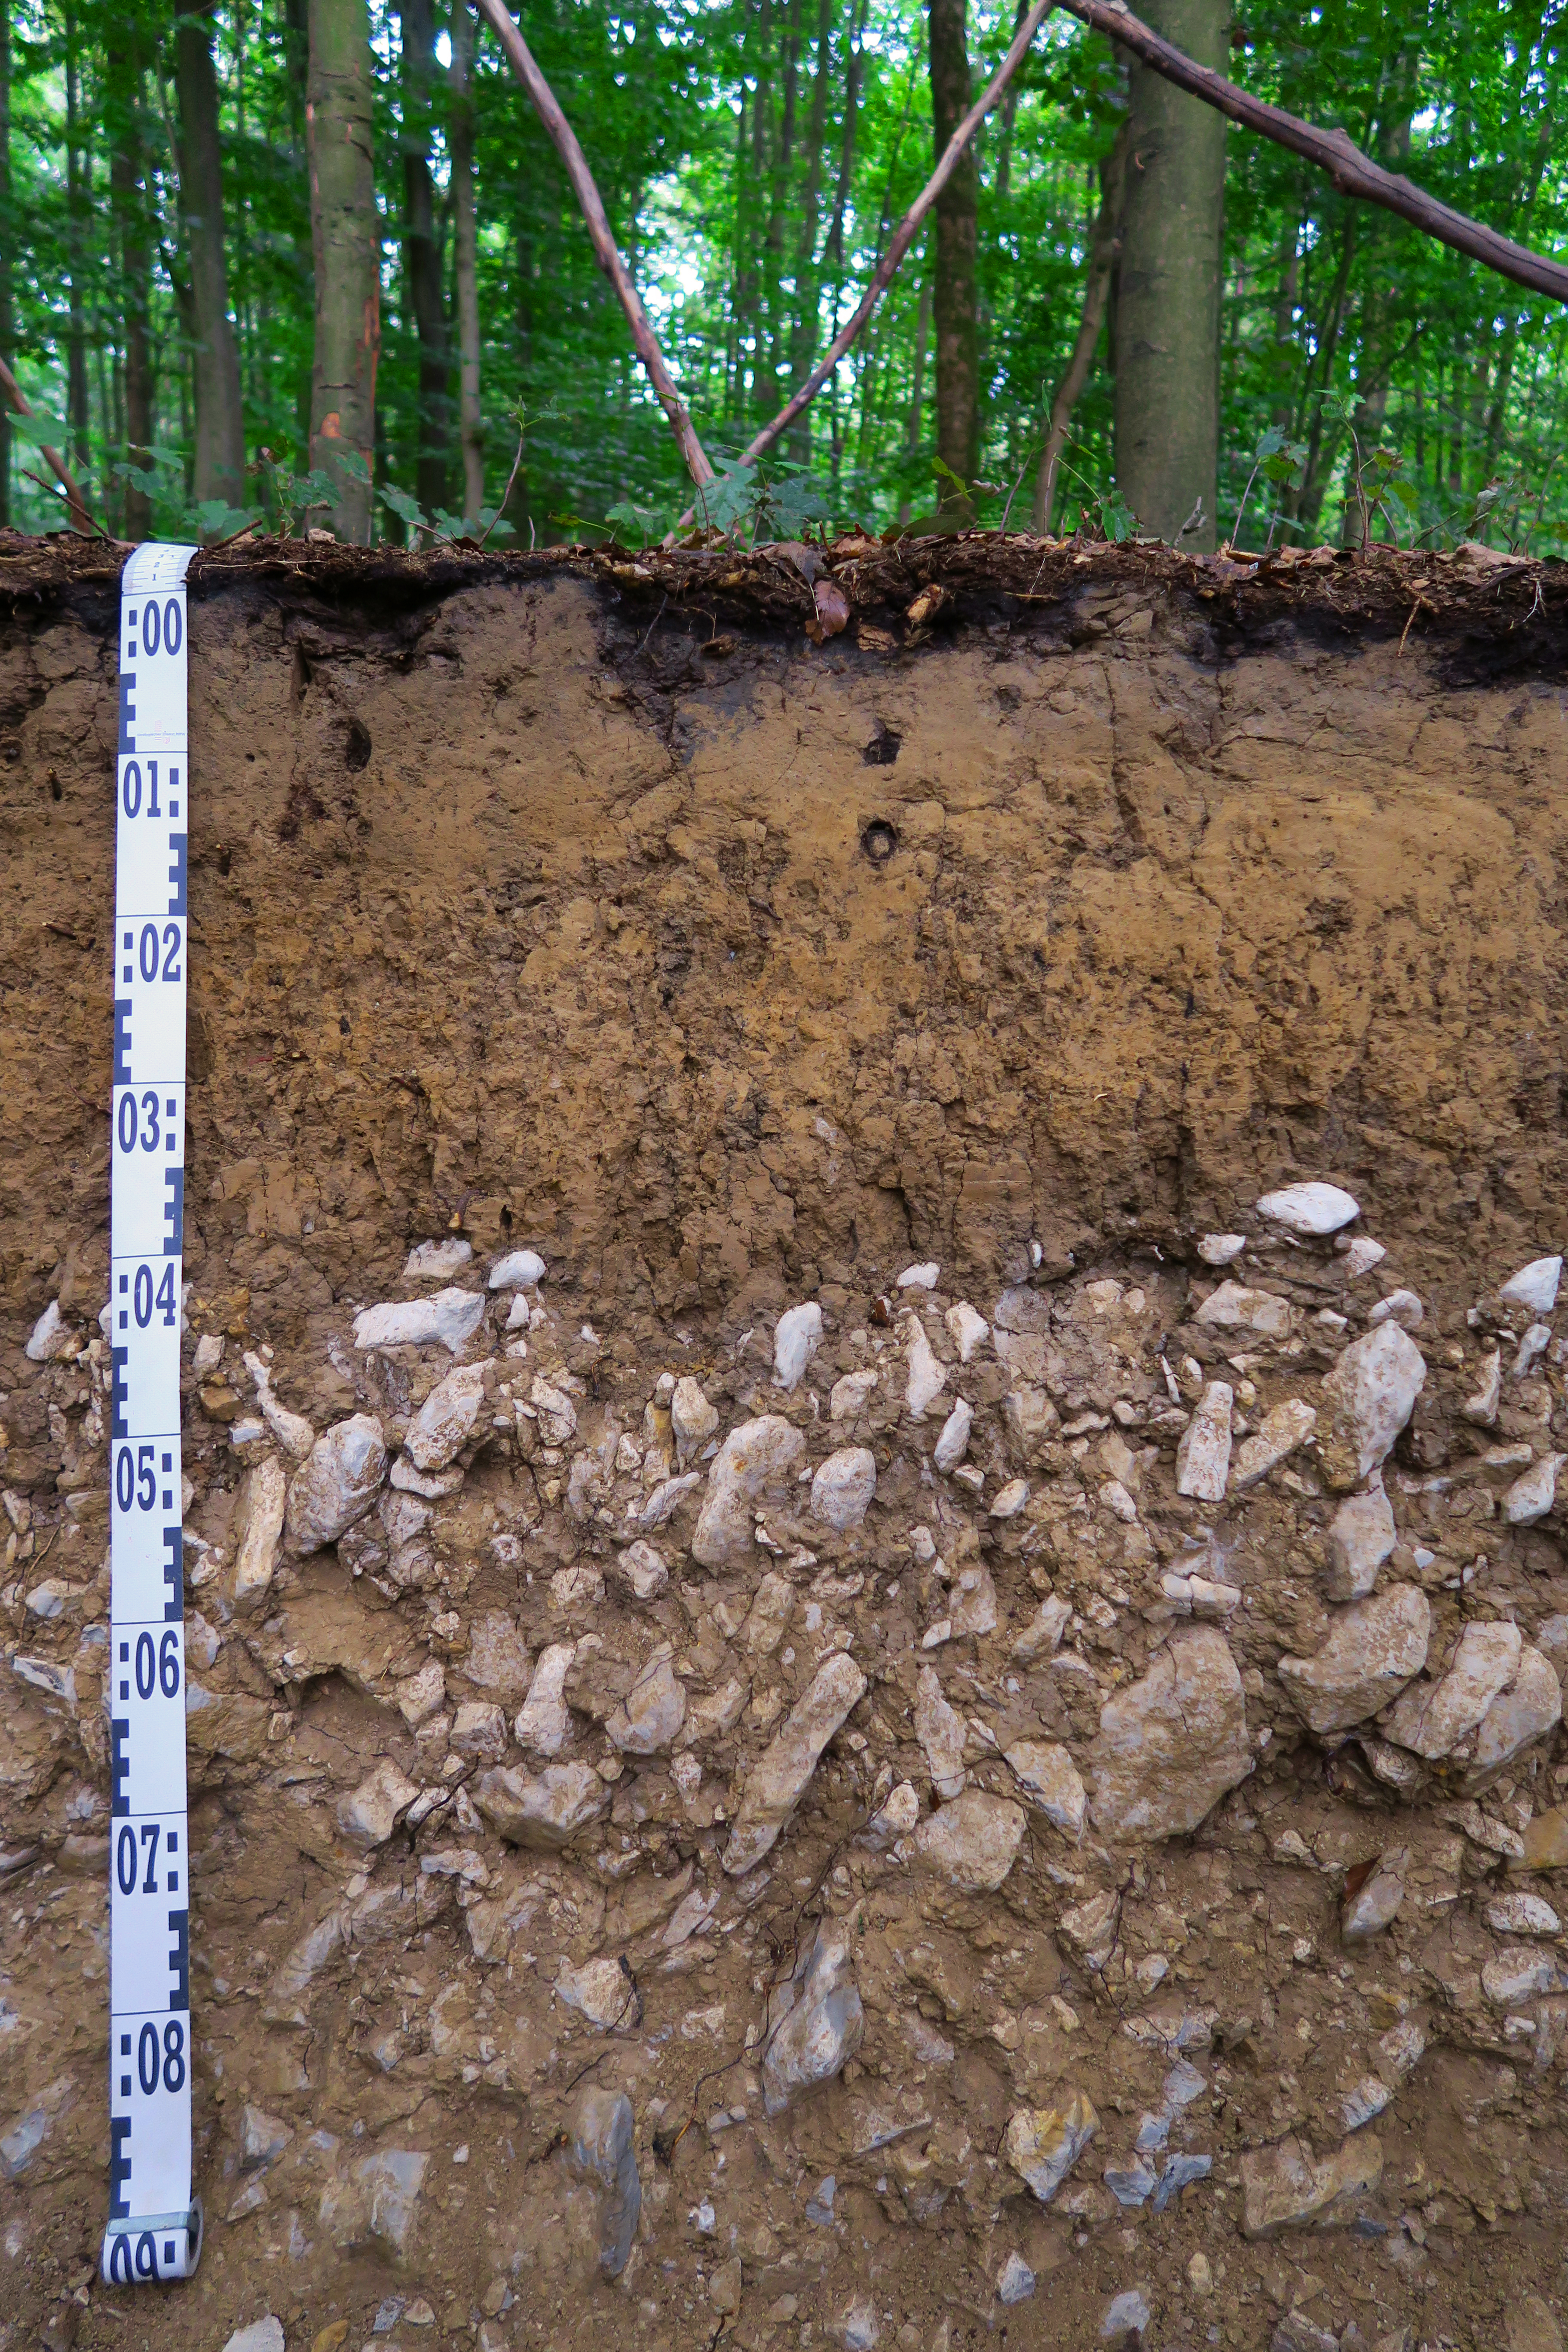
(230, 1457, 287, 1617)
(193, 1332, 224, 1377)
(243, 1351, 316, 1460)
(903, 1316, 946, 1420)
(1176, 1382, 1232, 1500)
(1488, 1891, 1561, 1937)
(404, 1237, 473, 1280)
(1483, 1949, 1563, 2007)
(1343, 1236, 1386, 1279)
(555, 1957, 638, 2032)
(945, 1302, 989, 1363)
(515, 1643, 576, 1757)
(671, 1377, 719, 1460)
(285, 1414, 388, 1553)
(1501, 1255, 1563, 1315)
(1003, 2094, 1099, 2204)
(990, 1476, 1030, 1519)
(1466, 1644, 1562, 1790)
(914, 1792, 1027, 1891)
(528, 1374, 578, 1446)
(1229, 1396, 1315, 1490)
(607, 1648, 687, 1755)
(406, 1360, 492, 1472)
(1013, 1596, 1071, 1662)
(866, 1779, 919, 1847)
(1005, 1739, 1086, 1837)
(1516, 1323, 1553, 1379)
(614, 1541, 668, 1600)
(1100, 1479, 1138, 1523)
(1376, 2019, 1426, 2084)
(24, 1301, 73, 1362)
(915, 1665, 967, 1799)
(1318, 1323, 1425, 1489)
(1381, 1619, 1522, 1759)
(1197, 1234, 1246, 1266)
(774, 1302, 823, 1392)
(692, 1416, 807, 1570)
(830, 1369, 878, 1420)
(1090, 1629, 1251, 1840)
(488, 1248, 545, 1290)
(810, 1448, 877, 1531)
(1369, 1289, 1424, 1332)
(395, 1662, 444, 1729)
(932, 1396, 973, 1473)
(336, 1759, 420, 1850)
(723, 1652, 867, 1874)
(1194, 1282, 1292, 1341)
(475, 1760, 610, 1849)
(450, 1701, 508, 1763)
(633, 1471, 701, 1531)
(762, 1920, 863, 2115)
(1505, 1454, 1563, 1525)
(1326, 1483, 1397, 1601)
(1256, 1180, 1360, 1236)
(352, 1288, 486, 1354)
(897, 1262, 939, 1290)
(1277, 1586, 1430, 1734)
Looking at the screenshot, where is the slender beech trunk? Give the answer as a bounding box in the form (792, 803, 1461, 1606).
(1033, 121, 1129, 532)
(64, 10, 90, 476)
(928, 0, 979, 520)
(107, 31, 155, 539)
(176, 0, 246, 510)
(307, 0, 379, 540)
(1112, 0, 1227, 546)
(0, 0, 11, 525)
(400, 0, 450, 513)
(450, 0, 483, 520)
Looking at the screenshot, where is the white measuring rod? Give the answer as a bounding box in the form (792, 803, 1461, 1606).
(103, 543, 202, 2286)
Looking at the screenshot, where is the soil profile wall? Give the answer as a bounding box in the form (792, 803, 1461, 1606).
(2, 539, 1568, 2351)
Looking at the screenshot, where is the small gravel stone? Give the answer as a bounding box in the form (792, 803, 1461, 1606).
(1256, 1179, 1360, 1235)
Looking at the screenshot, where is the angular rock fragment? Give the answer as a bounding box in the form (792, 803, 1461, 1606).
(1465, 1644, 1562, 1790)
(1231, 1398, 1316, 1490)
(830, 1369, 879, 1420)
(244, 1350, 316, 1459)
(287, 1414, 388, 1552)
(1501, 1255, 1563, 1315)
(1318, 1324, 1426, 1490)
(606, 1647, 686, 1754)
(1369, 1288, 1424, 1332)
(1277, 1586, 1430, 1735)
(949, 1562, 998, 1638)
(353, 1288, 486, 1354)
(723, 1652, 867, 1874)
(1341, 1849, 1407, 1940)
(997, 2252, 1035, 2305)
(1091, 1629, 1251, 1841)
(1483, 1948, 1564, 2006)
(405, 1361, 491, 1472)
(1005, 1739, 1086, 1837)
(912, 1791, 1026, 1891)
(915, 1666, 967, 1800)
(671, 1376, 719, 1458)
(1176, 1382, 1233, 1500)
(1488, 1891, 1561, 1936)
(475, 1760, 610, 1849)
(465, 1609, 531, 1700)
(932, 1396, 973, 1473)
(395, 1660, 444, 1729)
(762, 1919, 864, 2114)
(1003, 2093, 1099, 2204)
(946, 1302, 989, 1362)
(810, 1447, 877, 1531)
(613, 1540, 669, 1600)
(230, 1456, 287, 1616)
(1505, 1454, 1563, 1525)
(336, 1759, 420, 1851)
(1197, 1234, 1245, 1265)
(529, 1374, 578, 1445)
(1257, 1179, 1360, 1235)
(1326, 1484, 1397, 1602)
(1194, 1281, 1292, 1341)
(567, 2087, 641, 2277)
(488, 1247, 545, 1290)
(692, 1416, 808, 1571)
(1464, 1349, 1502, 1427)
(1059, 1888, 1120, 1969)
(904, 1315, 946, 1419)
(1013, 1595, 1071, 1661)
(1239, 2132, 1382, 2237)
(774, 1302, 823, 1391)
(1381, 1618, 1521, 1758)
(555, 1956, 640, 2031)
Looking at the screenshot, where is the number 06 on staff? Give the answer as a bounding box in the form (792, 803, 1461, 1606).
(103, 543, 202, 2288)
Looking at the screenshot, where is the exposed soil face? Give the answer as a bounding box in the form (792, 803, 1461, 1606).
(3, 539, 1568, 2352)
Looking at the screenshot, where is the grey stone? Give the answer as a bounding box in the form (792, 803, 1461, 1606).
(1101, 2288, 1152, 2340)
(774, 1302, 823, 1391)
(1341, 1850, 1407, 1940)
(1193, 1280, 1292, 1340)
(221, 2324, 286, 2352)
(1003, 2092, 1099, 2203)
(405, 1361, 491, 1472)
(915, 1665, 967, 1799)
(1176, 1381, 1232, 1500)
(1500, 1256, 1563, 1316)
(1257, 1179, 1360, 1235)
(1505, 1454, 1564, 1525)
(568, 2087, 641, 2277)
(997, 2252, 1036, 2305)
(606, 1647, 687, 1754)
(240, 2103, 294, 2169)
(450, 1701, 508, 1763)
(286, 1414, 388, 1552)
(692, 1415, 808, 1571)
(932, 1396, 974, 1473)
(488, 1247, 545, 1289)
(614, 1540, 669, 1600)
(1326, 1485, 1397, 1601)
(1239, 2132, 1382, 2237)
(475, 1760, 610, 1849)
(723, 1651, 867, 1874)
(514, 1643, 575, 1757)
(1382, 1618, 1521, 1758)
(670, 1376, 719, 1458)
(1231, 1397, 1316, 1489)
(1467, 1645, 1563, 1790)
(1090, 1628, 1251, 1841)
(230, 1456, 287, 1616)
(336, 1759, 420, 1851)
(1005, 1739, 1086, 1837)
(1277, 1586, 1430, 1735)
(810, 1447, 877, 1531)
(763, 1919, 864, 2115)
(1150, 2151, 1212, 2211)
(913, 1791, 1027, 1892)
(1318, 1324, 1426, 1490)
(352, 1288, 486, 1354)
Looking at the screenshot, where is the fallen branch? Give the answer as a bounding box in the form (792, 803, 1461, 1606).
(0, 358, 98, 534)
(677, 0, 1057, 526)
(1057, 0, 1568, 305)
(472, 0, 715, 488)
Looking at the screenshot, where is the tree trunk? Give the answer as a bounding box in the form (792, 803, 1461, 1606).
(1112, 0, 1226, 546)
(450, 0, 484, 521)
(400, 0, 450, 514)
(64, 9, 90, 479)
(175, 0, 247, 512)
(307, 0, 380, 541)
(783, 0, 832, 463)
(1033, 121, 1128, 533)
(107, 30, 155, 541)
(0, 0, 11, 526)
(927, 0, 979, 522)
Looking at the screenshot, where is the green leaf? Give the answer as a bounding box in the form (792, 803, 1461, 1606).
(378, 484, 428, 528)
